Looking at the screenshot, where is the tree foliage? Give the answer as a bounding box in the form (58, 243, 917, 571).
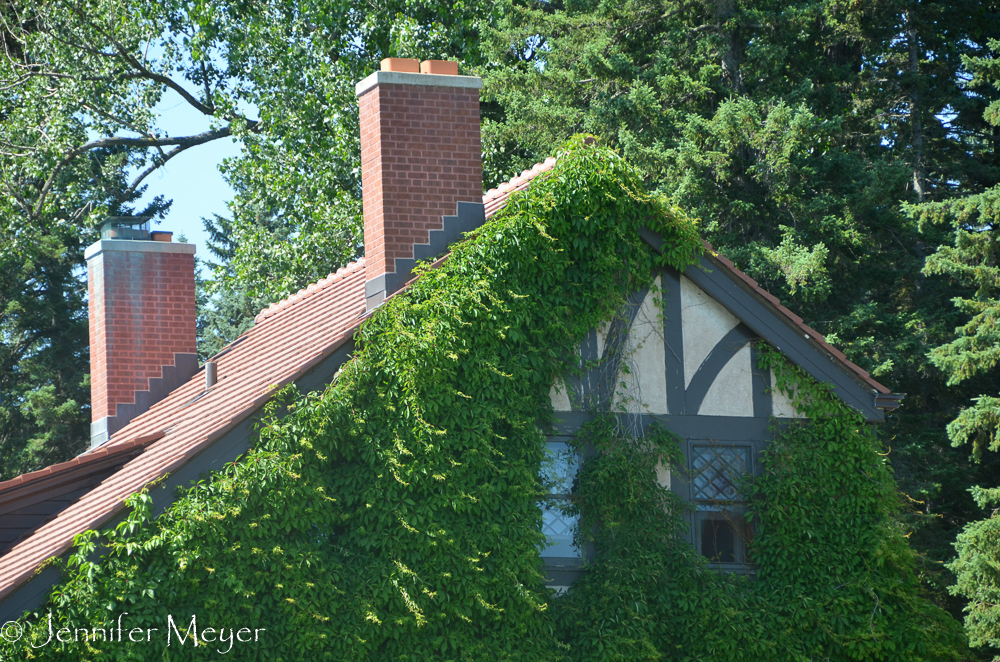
(902, 39, 1000, 650)
(481, 0, 1000, 634)
(2, 0, 1000, 652)
(0, 142, 964, 661)
(0, 0, 493, 471)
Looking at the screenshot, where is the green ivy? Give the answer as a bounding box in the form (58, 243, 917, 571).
(546, 346, 966, 661)
(0, 138, 963, 661)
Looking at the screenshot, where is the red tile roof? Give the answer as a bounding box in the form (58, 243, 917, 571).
(0, 433, 161, 500)
(0, 152, 893, 605)
(0, 433, 161, 556)
(0, 259, 368, 602)
(483, 157, 556, 218)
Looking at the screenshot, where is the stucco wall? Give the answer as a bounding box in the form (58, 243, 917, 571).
(549, 269, 804, 419)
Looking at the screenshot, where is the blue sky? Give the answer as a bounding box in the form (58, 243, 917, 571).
(131, 89, 251, 270)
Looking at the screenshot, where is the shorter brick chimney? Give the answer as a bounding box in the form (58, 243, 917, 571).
(356, 58, 486, 310)
(86, 220, 198, 447)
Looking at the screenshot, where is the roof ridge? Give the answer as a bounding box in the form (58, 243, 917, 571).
(483, 156, 557, 204)
(254, 258, 366, 325)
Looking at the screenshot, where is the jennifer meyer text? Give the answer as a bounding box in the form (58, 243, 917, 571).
(1, 611, 265, 655)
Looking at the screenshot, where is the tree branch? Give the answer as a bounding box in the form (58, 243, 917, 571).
(32, 125, 239, 219)
(61, 4, 217, 117)
(121, 142, 196, 201)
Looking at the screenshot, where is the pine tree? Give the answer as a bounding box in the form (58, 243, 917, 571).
(481, 0, 1000, 629)
(907, 39, 1000, 652)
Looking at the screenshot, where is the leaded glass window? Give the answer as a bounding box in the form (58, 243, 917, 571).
(689, 444, 754, 565)
(540, 441, 580, 558)
(691, 446, 750, 509)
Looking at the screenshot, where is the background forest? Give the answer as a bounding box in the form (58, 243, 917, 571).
(2, 0, 1000, 656)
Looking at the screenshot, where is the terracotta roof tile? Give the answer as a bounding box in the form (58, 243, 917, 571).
(0, 433, 161, 499)
(0, 260, 368, 603)
(0, 153, 894, 606)
(483, 157, 556, 219)
(0, 434, 161, 558)
(254, 259, 366, 324)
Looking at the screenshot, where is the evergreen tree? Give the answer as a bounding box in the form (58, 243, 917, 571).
(196, 215, 267, 360)
(907, 38, 1000, 653)
(480, 0, 1000, 627)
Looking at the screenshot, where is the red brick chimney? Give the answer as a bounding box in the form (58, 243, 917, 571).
(356, 58, 485, 310)
(85, 221, 198, 447)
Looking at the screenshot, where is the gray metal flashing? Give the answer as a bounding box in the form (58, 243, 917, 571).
(0, 337, 358, 622)
(355, 71, 482, 97)
(364, 274, 389, 299)
(89, 417, 111, 448)
(84, 239, 196, 261)
(365, 202, 487, 312)
(638, 228, 886, 422)
(90, 353, 199, 448)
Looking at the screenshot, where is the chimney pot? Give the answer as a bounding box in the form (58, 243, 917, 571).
(356, 68, 483, 311)
(380, 58, 420, 73)
(205, 361, 217, 389)
(419, 60, 459, 76)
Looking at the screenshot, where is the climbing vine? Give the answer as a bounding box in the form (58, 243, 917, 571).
(0, 138, 964, 660)
(551, 349, 966, 661)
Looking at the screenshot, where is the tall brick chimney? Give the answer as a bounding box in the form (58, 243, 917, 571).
(85, 220, 198, 447)
(356, 58, 486, 311)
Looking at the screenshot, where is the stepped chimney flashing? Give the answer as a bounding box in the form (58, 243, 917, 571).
(357, 60, 486, 311)
(86, 229, 198, 448)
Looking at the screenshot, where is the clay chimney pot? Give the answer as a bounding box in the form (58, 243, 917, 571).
(380, 58, 420, 73)
(420, 60, 459, 76)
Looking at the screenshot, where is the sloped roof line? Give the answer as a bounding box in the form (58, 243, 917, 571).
(0, 432, 162, 498)
(483, 157, 557, 219)
(481, 155, 892, 397)
(0, 265, 369, 607)
(0, 148, 895, 613)
(701, 241, 890, 395)
(254, 258, 367, 325)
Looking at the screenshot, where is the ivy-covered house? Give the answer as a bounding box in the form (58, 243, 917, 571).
(0, 60, 963, 660)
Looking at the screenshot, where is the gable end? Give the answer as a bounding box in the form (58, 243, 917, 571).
(639, 228, 897, 422)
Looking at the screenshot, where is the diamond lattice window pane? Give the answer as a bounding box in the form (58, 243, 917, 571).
(540, 441, 581, 557)
(691, 446, 750, 507)
(541, 506, 580, 557)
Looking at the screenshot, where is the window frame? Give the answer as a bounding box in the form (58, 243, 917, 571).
(671, 437, 764, 573)
(539, 436, 593, 587)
